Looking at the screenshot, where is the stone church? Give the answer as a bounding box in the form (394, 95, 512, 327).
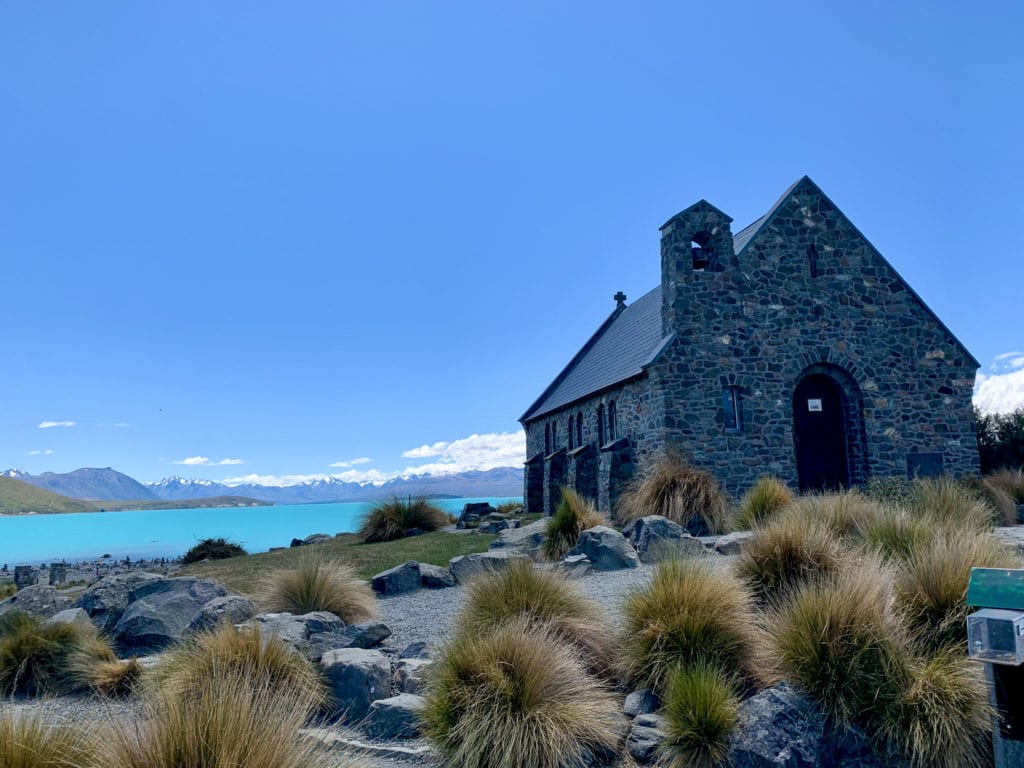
(520, 176, 979, 516)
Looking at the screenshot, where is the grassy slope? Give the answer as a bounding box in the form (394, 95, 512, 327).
(181, 530, 497, 593)
(0, 477, 96, 514)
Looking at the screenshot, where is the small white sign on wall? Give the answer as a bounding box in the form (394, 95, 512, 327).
(807, 399, 823, 412)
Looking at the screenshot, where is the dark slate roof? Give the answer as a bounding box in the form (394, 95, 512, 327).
(520, 286, 665, 422)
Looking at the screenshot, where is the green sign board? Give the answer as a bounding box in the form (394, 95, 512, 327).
(967, 568, 1024, 610)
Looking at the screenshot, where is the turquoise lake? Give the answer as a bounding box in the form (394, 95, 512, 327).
(0, 497, 522, 566)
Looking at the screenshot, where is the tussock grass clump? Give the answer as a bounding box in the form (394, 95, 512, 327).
(182, 537, 247, 564)
(893, 531, 1020, 654)
(359, 495, 449, 543)
(660, 664, 739, 768)
(962, 476, 1018, 526)
(0, 707, 97, 767)
(495, 500, 523, 515)
(543, 488, 605, 561)
(985, 467, 1024, 504)
(456, 559, 613, 677)
(0, 583, 15, 600)
(908, 477, 993, 532)
(617, 453, 729, 534)
(861, 509, 934, 563)
(151, 623, 325, 707)
(422, 620, 621, 768)
(621, 558, 759, 693)
(262, 557, 376, 623)
(98, 671, 340, 768)
(787, 490, 883, 541)
(734, 476, 793, 530)
(735, 516, 846, 602)
(0, 611, 116, 697)
(84, 657, 143, 697)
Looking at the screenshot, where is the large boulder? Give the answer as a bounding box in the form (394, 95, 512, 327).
(76, 572, 163, 633)
(565, 526, 639, 571)
(44, 607, 96, 630)
(448, 550, 530, 584)
(113, 577, 228, 653)
(185, 595, 257, 635)
(320, 648, 390, 722)
(488, 518, 547, 558)
(419, 563, 456, 589)
(630, 515, 705, 563)
(371, 561, 422, 596)
(713, 531, 758, 556)
(361, 693, 426, 739)
(393, 658, 433, 694)
(242, 611, 350, 661)
(0, 584, 74, 620)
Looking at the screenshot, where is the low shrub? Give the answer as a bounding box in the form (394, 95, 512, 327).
(0, 707, 97, 767)
(182, 537, 247, 564)
(787, 491, 883, 541)
(620, 557, 760, 693)
(735, 516, 846, 602)
(262, 557, 376, 623)
(359, 495, 449, 543)
(616, 453, 729, 534)
(865, 476, 915, 509)
(542, 488, 605, 561)
(422, 619, 620, 768)
(455, 559, 613, 677)
(893, 530, 1020, 654)
(734, 476, 793, 530)
(660, 663, 739, 768)
(0, 611, 116, 696)
(151, 623, 325, 707)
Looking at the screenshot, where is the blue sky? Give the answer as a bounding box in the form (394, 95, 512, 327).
(1, 2, 1021, 486)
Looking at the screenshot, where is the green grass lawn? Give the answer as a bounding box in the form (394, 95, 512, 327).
(180, 530, 497, 595)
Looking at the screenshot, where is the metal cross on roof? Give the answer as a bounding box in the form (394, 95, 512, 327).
(614, 291, 627, 308)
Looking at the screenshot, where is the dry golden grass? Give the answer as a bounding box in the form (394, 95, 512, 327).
(455, 559, 614, 678)
(908, 477, 994, 532)
(0, 707, 97, 767)
(616, 453, 729, 534)
(860, 508, 935, 563)
(734, 476, 793, 530)
(985, 467, 1024, 504)
(785, 490, 883, 541)
(150, 623, 326, 708)
(262, 556, 377, 623)
(660, 664, 739, 768)
(84, 657, 143, 698)
(963, 475, 1019, 526)
(893, 530, 1021, 653)
(542, 488, 606, 561)
(735, 515, 846, 602)
(422, 619, 621, 768)
(358, 496, 450, 543)
(620, 557, 760, 693)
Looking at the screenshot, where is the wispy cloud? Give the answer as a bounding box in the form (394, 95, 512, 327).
(974, 352, 1024, 415)
(329, 457, 372, 468)
(175, 456, 245, 466)
(218, 458, 244, 466)
(38, 420, 75, 429)
(26, 449, 53, 456)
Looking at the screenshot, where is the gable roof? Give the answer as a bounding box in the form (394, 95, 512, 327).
(520, 287, 665, 422)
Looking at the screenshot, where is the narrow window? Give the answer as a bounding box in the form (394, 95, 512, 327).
(552, 422, 558, 450)
(691, 231, 713, 271)
(544, 424, 551, 455)
(608, 401, 617, 441)
(576, 411, 583, 447)
(597, 404, 605, 445)
(723, 387, 742, 432)
(568, 415, 575, 450)
(808, 244, 819, 278)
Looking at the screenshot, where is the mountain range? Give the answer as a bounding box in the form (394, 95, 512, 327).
(2, 466, 524, 505)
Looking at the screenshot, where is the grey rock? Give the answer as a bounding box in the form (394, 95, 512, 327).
(393, 658, 433, 694)
(448, 550, 530, 584)
(631, 515, 705, 563)
(0, 584, 74, 620)
(343, 621, 392, 649)
(487, 518, 548, 557)
(13, 565, 36, 590)
(243, 611, 350, 661)
(371, 561, 422, 596)
(77, 571, 163, 633)
(555, 554, 592, 578)
(624, 689, 659, 719)
(113, 577, 228, 653)
(627, 713, 666, 764)
(478, 519, 512, 534)
(565, 526, 639, 571)
(714, 531, 758, 555)
(320, 648, 390, 722)
(362, 693, 425, 739)
(48, 563, 68, 585)
(461, 502, 495, 520)
(419, 563, 456, 589)
(185, 595, 257, 635)
(399, 641, 433, 659)
(303, 533, 333, 545)
(44, 607, 95, 629)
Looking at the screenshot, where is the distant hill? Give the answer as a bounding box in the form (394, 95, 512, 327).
(91, 496, 270, 511)
(0, 476, 98, 515)
(3, 467, 156, 501)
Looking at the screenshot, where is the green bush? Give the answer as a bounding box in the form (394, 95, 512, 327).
(0, 611, 116, 697)
(616, 453, 729, 534)
(359, 496, 450, 543)
(660, 664, 740, 768)
(735, 515, 846, 602)
(734, 476, 793, 530)
(182, 537, 247, 564)
(620, 558, 760, 693)
(975, 406, 1024, 473)
(422, 619, 620, 768)
(542, 488, 605, 561)
(262, 557, 377, 623)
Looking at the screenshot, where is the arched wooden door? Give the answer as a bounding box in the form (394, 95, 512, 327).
(793, 373, 849, 492)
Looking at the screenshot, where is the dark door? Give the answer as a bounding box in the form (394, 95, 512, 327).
(793, 374, 849, 492)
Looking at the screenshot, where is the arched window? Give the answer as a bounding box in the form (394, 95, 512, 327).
(608, 401, 617, 441)
(597, 404, 605, 445)
(568, 415, 575, 450)
(544, 424, 551, 455)
(576, 411, 583, 448)
(691, 231, 713, 271)
(808, 244, 820, 278)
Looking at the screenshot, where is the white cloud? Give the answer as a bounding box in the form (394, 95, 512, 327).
(175, 456, 244, 466)
(114, 422, 130, 428)
(974, 352, 1024, 414)
(218, 458, 244, 466)
(27, 449, 55, 456)
(38, 420, 74, 429)
(329, 457, 372, 468)
(399, 431, 526, 474)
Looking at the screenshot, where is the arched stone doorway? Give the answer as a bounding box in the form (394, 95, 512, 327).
(792, 365, 866, 492)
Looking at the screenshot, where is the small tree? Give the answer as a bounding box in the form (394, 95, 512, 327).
(975, 406, 1024, 473)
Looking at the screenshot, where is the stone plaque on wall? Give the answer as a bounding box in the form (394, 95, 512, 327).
(906, 452, 944, 479)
